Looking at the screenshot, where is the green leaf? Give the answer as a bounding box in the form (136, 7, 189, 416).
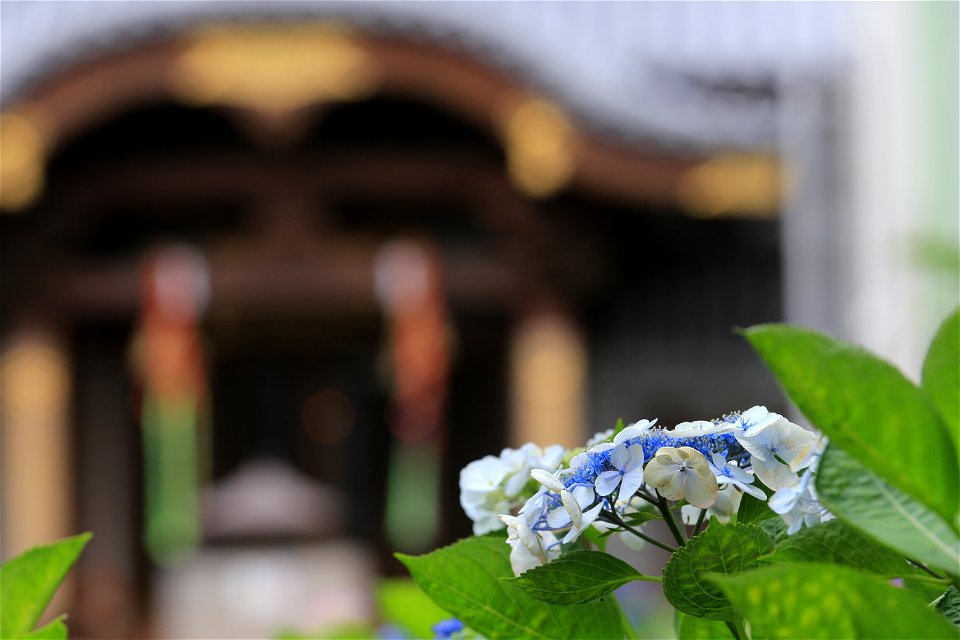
(762, 518, 907, 576)
(622, 509, 663, 528)
(276, 623, 377, 640)
(509, 550, 656, 604)
(745, 324, 958, 526)
(710, 563, 957, 638)
(733, 480, 774, 525)
(757, 517, 788, 544)
(902, 572, 950, 604)
(676, 612, 732, 640)
(397, 536, 624, 639)
(23, 617, 67, 640)
(579, 526, 609, 552)
(922, 308, 959, 450)
(375, 578, 451, 639)
(936, 586, 960, 628)
(662, 520, 774, 621)
(816, 446, 960, 576)
(0, 533, 92, 639)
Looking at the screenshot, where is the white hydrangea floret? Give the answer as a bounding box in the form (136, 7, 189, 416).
(707, 452, 766, 500)
(458, 443, 566, 536)
(672, 419, 739, 438)
(769, 469, 829, 534)
(594, 444, 644, 499)
(734, 415, 819, 490)
(644, 446, 719, 509)
(459, 455, 513, 534)
(736, 405, 782, 433)
(500, 443, 565, 497)
(681, 484, 742, 525)
(585, 428, 614, 448)
(614, 418, 657, 445)
(530, 468, 566, 493)
(499, 514, 560, 576)
(559, 489, 603, 544)
(769, 444, 832, 534)
(545, 485, 595, 529)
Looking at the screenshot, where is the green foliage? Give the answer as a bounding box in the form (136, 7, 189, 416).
(376, 578, 452, 639)
(815, 446, 960, 576)
(400, 310, 960, 639)
(922, 308, 959, 450)
(275, 623, 377, 640)
(762, 518, 907, 576)
(675, 612, 731, 640)
(662, 520, 774, 621)
(711, 563, 957, 639)
(621, 509, 663, 528)
(936, 586, 960, 628)
(732, 479, 774, 525)
(0, 533, 92, 640)
(901, 572, 952, 604)
(397, 536, 624, 639)
(756, 516, 788, 544)
(509, 550, 657, 605)
(22, 618, 67, 640)
(744, 324, 958, 527)
(580, 526, 609, 551)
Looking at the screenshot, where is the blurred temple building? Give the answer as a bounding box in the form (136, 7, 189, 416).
(1, 2, 956, 638)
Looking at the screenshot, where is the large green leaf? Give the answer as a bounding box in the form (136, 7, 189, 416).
(0, 532, 92, 639)
(816, 446, 959, 576)
(762, 518, 907, 576)
(922, 308, 959, 450)
(509, 550, 657, 605)
(397, 536, 623, 639)
(902, 573, 951, 604)
(745, 324, 958, 526)
(23, 617, 67, 640)
(676, 612, 732, 640)
(757, 517, 788, 544)
(662, 520, 774, 621)
(711, 563, 957, 638)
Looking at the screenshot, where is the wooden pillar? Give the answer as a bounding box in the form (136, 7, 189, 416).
(0, 323, 73, 558)
(509, 310, 587, 450)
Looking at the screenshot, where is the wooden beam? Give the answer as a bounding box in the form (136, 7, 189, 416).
(7, 29, 708, 211)
(43, 246, 519, 319)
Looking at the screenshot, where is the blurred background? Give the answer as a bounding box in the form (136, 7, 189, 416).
(0, 2, 956, 638)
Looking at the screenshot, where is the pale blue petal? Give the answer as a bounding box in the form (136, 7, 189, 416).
(619, 470, 643, 500)
(546, 506, 571, 528)
(739, 481, 768, 501)
(610, 444, 630, 470)
(624, 445, 645, 470)
(572, 484, 595, 508)
(595, 471, 622, 496)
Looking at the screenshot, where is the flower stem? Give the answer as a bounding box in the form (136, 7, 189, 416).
(636, 489, 660, 507)
(906, 558, 945, 580)
(657, 493, 687, 547)
(599, 511, 677, 553)
(725, 618, 747, 640)
(904, 574, 952, 586)
(693, 508, 708, 536)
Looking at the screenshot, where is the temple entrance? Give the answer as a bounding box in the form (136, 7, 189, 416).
(2, 27, 785, 639)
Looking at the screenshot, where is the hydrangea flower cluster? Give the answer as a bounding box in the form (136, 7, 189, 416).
(459, 443, 565, 535)
(459, 406, 832, 576)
